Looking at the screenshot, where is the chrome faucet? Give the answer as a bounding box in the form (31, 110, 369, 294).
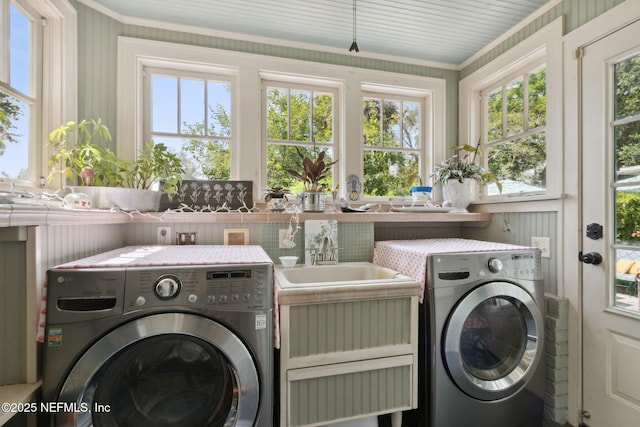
(311, 236, 338, 265)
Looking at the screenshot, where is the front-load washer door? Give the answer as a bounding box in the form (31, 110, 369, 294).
(56, 313, 260, 427)
(442, 281, 544, 401)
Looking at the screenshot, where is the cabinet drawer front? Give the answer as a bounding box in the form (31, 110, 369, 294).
(288, 298, 413, 358)
(288, 360, 413, 426)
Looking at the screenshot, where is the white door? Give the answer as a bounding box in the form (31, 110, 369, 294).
(581, 17, 640, 427)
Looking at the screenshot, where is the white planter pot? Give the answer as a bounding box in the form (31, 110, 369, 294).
(69, 186, 161, 212)
(442, 179, 475, 213)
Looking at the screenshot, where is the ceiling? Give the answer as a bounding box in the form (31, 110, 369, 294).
(86, 0, 551, 66)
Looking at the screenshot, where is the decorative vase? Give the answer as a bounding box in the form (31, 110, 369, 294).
(300, 191, 326, 212)
(442, 179, 475, 213)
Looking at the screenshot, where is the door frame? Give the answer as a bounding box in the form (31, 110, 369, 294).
(563, 2, 640, 425)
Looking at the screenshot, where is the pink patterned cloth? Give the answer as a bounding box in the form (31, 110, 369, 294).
(373, 238, 530, 303)
(37, 245, 274, 343)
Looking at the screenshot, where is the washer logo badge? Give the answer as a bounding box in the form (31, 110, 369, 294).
(255, 314, 267, 330)
(48, 328, 62, 346)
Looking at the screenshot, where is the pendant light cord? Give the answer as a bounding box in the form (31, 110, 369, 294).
(349, 0, 359, 52)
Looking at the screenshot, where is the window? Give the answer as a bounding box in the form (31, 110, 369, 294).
(119, 38, 446, 201)
(263, 80, 337, 192)
(483, 63, 546, 195)
(0, 0, 39, 184)
(362, 91, 424, 197)
(459, 18, 562, 202)
(144, 67, 234, 180)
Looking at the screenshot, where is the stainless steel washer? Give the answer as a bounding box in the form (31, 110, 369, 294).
(42, 245, 273, 427)
(425, 250, 545, 427)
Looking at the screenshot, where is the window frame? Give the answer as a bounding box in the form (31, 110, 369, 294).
(361, 88, 428, 199)
(459, 17, 563, 204)
(0, 0, 75, 191)
(261, 77, 339, 192)
(118, 37, 446, 204)
(142, 66, 236, 180)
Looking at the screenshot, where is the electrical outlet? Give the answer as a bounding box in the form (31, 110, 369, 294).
(279, 229, 289, 249)
(157, 226, 172, 245)
(531, 237, 551, 258)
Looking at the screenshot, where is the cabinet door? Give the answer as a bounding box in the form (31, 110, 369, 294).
(286, 356, 414, 427)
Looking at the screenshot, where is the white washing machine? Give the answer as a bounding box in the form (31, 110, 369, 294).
(42, 245, 274, 427)
(425, 249, 545, 427)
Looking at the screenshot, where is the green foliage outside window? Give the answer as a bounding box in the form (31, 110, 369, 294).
(266, 87, 335, 193)
(362, 97, 421, 197)
(0, 91, 21, 157)
(485, 66, 547, 194)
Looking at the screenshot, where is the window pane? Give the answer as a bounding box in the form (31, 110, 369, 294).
(208, 81, 231, 137)
(615, 55, 640, 120)
(290, 90, 310, 142)
(616, 189, 640, 246)
(0, 92, 28, 180)
(266, 145, 334, 193)
(487, 132, 546, 195)
(182, 139, 230, 180)
(613, 248, 640, 312)
(312, 93, 333, 143)
(528, 67, 546, 129)
(363, 150, 417, 197)
(152, 76, 178, 133)
(383, 100, 401, 147)
(266, 87, 288, 141)
(487, 88, 502, 142)
(403, 102, 421, 149)
(506, 77, 524, 135)
(180, 78, 205, 135)
(363, 98, 381, 146)
(614, 121, 640, 180)
(9, 4, 30, 95)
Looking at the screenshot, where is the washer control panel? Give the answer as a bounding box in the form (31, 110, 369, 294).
(123, 263, 272, 312)
(430, 250, 542, 287)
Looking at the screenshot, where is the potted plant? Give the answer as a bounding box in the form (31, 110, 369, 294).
(430, 143, 501, 212)
(287, 147, 338, 212)
(47, 119, 184, 211)
(263, 186, 292, 211)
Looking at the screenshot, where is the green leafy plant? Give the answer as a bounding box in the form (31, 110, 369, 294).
(287, 147, 338, 192)
(47, 119, 184, 196)
(431, 143, 502, 192)
(47, 119, 122, 186)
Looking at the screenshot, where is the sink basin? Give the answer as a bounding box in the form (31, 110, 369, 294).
(275, 262, 415, 288)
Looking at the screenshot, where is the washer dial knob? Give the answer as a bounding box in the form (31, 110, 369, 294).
(154, 275, 181, 300)
(488, 258, 503, 273)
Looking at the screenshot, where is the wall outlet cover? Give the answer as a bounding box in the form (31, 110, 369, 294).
(531, 237, 551, 258)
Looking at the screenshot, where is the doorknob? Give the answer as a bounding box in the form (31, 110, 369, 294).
(579, 251, 602, 265)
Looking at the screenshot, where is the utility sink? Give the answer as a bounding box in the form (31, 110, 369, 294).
(275, 261, 415, 288)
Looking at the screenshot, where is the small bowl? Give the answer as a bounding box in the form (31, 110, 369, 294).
(279, 256, 299, 268)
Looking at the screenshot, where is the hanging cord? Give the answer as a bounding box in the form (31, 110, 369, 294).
(349, 0, 359, 52)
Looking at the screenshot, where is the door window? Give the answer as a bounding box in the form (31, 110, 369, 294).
(91, 334, 237, 427)
(613, 53, 640, 312)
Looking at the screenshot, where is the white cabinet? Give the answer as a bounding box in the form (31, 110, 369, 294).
(278, 294, 419, 427)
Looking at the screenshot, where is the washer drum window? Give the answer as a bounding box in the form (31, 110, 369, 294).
(56, 313, 260, 427)
(443, 282, 544, 401)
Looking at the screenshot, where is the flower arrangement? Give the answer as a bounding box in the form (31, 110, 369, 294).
(287, 147, 338, 192)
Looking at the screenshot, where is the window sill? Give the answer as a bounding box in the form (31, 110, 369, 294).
(0, 204, 492, 227)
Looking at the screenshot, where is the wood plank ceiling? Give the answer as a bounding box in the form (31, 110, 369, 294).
(84, 0, 551, 65)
